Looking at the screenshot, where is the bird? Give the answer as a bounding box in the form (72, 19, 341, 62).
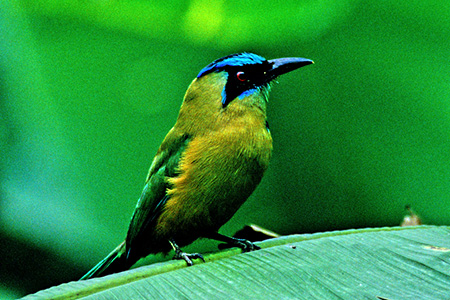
(80, 52, 313, 280)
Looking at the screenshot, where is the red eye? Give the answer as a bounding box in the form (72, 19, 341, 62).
(236, 71, 246, 82)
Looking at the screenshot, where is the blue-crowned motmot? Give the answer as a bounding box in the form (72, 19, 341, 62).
(80, 53, 313, 280)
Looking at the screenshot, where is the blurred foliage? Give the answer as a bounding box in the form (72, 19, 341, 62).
(1, 0, 450, 298)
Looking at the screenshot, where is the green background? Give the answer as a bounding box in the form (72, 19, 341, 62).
(1, 0, 449, 298)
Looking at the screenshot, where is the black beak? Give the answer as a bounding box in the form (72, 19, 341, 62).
(267, 57, 313, 79)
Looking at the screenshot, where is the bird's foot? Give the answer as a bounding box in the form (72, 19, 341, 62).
(173, 251, 205, 266)
(210, 232, 260, 252)
(169, 239, 205, 266)
(233, 238, 261, 252)
(218, 237, 261, 251)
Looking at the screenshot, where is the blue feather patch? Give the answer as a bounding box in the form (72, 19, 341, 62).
(197, 53, 266, 78)
(238, 88, 258, 100)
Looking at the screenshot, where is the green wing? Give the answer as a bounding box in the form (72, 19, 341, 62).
(125, 130, 190, 259)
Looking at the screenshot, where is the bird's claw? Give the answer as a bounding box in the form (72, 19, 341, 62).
(173, 251, 205, 266)
(169, 239, 205, 266)
(218, 238, 260, 252)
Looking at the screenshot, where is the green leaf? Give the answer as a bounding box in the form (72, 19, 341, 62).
(22, 226, 450, 299)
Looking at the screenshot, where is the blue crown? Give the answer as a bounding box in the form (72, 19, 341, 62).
(197, 53, 266, 78)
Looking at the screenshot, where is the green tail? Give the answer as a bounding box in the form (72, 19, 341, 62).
(80, 241, 131, 280)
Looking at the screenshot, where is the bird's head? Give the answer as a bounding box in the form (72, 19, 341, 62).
(196, 52, 312, 107)
(177, 53, 313, 131)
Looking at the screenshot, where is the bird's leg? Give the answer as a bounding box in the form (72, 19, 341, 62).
(169, 239, 205, 266)
(208, 232, 261, 252)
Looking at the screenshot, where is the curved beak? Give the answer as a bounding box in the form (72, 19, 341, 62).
(267, 57, 314, 79)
